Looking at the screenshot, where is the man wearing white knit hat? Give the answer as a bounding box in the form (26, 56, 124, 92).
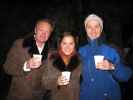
(84, 14, 103, 30)
(79, 13, 132, 100)
(84, 14, 103, 40)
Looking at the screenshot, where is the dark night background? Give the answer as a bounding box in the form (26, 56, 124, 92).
(0, 0, 133, 100)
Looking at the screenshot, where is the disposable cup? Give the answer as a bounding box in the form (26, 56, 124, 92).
(61, 71, 71, 81)
(33, 54, 42, 61)
(94, 55, 104, 68)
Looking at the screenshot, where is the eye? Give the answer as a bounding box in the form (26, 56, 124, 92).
(87, 26, 91, 29)
(63, 42, 67, 45)
(70, 42, 74, 45)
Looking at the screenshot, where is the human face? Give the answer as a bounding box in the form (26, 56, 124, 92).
(34, 22, 52, 43)
(60, 36, 75, 56)
(85, 20, 102, 40)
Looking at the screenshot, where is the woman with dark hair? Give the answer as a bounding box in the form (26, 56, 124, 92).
(42, 32, 82, 100)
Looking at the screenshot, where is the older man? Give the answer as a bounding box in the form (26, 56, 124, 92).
(3, 18, 54, 100)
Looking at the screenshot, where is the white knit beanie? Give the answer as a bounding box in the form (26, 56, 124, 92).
(84, 14, 103, 31)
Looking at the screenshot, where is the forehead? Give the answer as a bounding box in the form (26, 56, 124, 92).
(62, 36, 74, 42)
(36, 21, 51, 29)
(87, 20, 100, 26)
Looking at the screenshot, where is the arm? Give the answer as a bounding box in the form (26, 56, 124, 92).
(111, 62, 132, 82)
(3, 39, 29, 76)
(107, 47, 132, 82)
(100, 45, 132, 82)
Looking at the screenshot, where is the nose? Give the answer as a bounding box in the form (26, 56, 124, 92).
(65, 45, 71, 50)
(91, 28, 96, 32)
(41, 31, 47, 36)
(42, 31, 46, 34)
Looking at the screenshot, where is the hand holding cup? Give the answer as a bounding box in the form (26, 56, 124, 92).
(94, 55, 114, 70)
(27, 54, 42, 69)
(57, 71, 71, 86)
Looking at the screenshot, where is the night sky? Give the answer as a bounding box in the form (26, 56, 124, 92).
(0, 0, 133, 99)
(0, 0, 133, 44)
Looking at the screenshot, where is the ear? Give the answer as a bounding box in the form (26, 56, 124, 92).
(34, 34, 36, 38)
(34, 27, 37, 34)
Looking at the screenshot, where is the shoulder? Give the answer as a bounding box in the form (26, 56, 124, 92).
(79, 44, 88, 52)
(78, 44, 88, 57)
(48, 50, 58, 60)
(71, 52, 82, 64)
(22, 35, 34, 48)
(11, 38, 24, 48)
(101, 44, 118, 54)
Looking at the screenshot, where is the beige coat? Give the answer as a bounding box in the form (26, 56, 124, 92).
(3, 36, 49, 100)
(42, 51, 81, 100)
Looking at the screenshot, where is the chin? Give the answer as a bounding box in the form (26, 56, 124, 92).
(64, 53, 72, 56)
(41, 39, 47, 42)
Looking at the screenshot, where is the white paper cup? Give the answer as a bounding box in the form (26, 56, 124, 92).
(61, 71, 71, 81)
(33, 54, 42, 61)
(94, 55, 104, 68)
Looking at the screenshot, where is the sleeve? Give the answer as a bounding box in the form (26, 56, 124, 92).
(3, 39, 29, 76)
(107, 47, 133, 82)
(23, 61, 31, 72)
(111, 62, 132, 82)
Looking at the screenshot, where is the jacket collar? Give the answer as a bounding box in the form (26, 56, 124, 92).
(22, 36, 48, 60)
(87, 34, 106, 47)
(51, 52, 80, 71)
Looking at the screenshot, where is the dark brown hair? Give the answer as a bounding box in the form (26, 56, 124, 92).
(57, 32, 78, 49)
